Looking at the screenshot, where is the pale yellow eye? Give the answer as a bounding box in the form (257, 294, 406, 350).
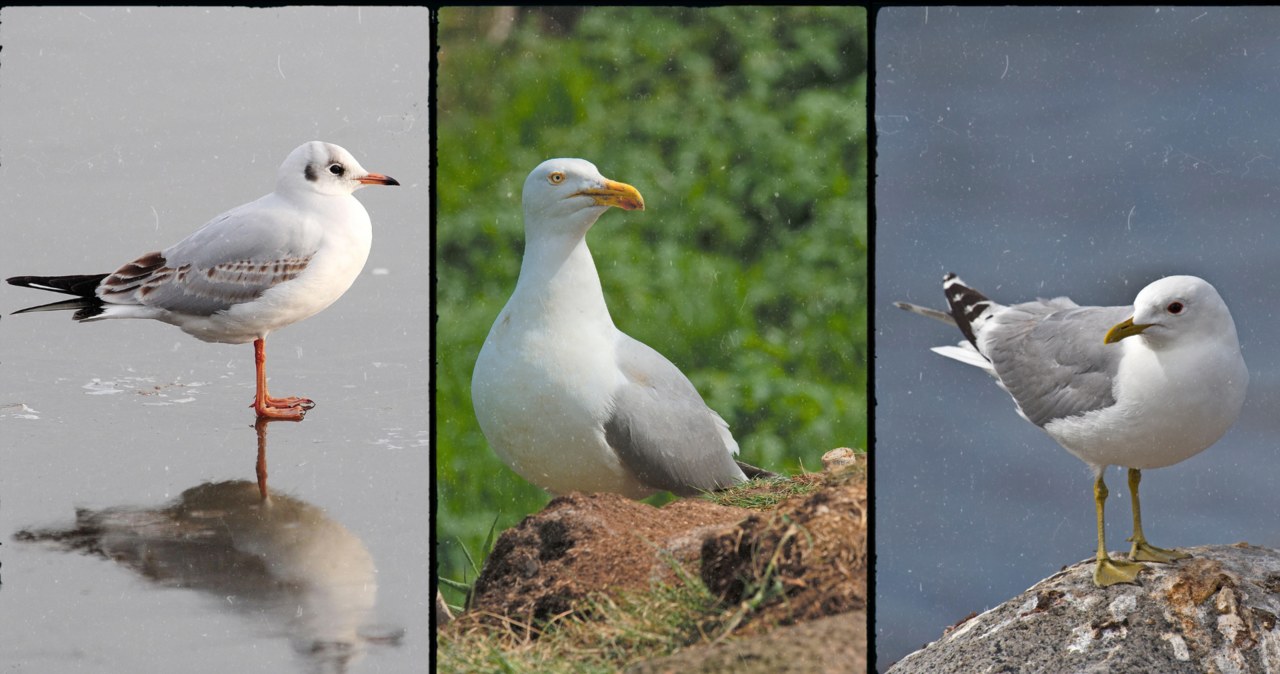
(548, 171, 566, 185)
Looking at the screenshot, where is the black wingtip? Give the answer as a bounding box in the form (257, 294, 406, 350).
(73, 304, 106, 320)
(735, 460, 781, 481)
(11, 297, 103, 317)
(941, 274, 992, 348)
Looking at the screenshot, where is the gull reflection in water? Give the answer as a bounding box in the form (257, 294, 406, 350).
(18, 418, 401, 674)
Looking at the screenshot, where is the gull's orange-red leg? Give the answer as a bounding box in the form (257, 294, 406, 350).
(250, 337, 315, 420)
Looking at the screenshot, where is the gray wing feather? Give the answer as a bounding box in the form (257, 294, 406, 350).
(102, 198, 321, 316)
(983, 301, 1131, 427)
(603, 336, 747, 496)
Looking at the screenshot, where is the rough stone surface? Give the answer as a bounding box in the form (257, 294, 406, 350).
(886, 543, 1280, 673)
(822, 447, 860, 471)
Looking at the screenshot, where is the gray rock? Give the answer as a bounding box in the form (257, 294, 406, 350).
(886, 544, 1280, 673)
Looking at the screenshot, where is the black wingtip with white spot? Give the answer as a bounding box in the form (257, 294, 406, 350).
(8, 273, 109, 298)
(942, 273, 994, 348)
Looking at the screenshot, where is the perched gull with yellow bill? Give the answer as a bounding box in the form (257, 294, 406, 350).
(897, 274, 1247, 586)
(472, 158, 752, 499)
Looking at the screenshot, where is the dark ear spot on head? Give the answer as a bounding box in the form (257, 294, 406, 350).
(304, 164, 318, 182)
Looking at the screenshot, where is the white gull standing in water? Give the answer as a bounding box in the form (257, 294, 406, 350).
(8, 141, 399, 420)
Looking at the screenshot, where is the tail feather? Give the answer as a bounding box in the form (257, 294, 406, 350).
(8, 274, 108, 318)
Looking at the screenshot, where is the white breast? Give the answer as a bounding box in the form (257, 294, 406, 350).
(1045, 335, 1248, 469)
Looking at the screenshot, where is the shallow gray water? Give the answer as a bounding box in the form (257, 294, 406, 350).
(0, 8, 430, 673)
(877, 7, 1280, 669)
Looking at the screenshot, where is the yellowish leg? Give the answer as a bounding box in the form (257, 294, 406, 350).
(1093, 471, 1144, 587)
(1126, 468, 1189, 563)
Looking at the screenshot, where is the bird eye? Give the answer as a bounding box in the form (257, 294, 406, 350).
(1166, 301, 1184, 315)
(548, 171, 565, 185)
(328, 163, 345, 176)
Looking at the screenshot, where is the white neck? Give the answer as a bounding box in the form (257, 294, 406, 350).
(508, 227, 615, 333)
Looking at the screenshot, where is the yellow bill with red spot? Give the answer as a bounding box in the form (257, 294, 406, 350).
(576, 179, 644, 211)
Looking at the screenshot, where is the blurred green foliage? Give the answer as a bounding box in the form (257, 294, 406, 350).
(436, 7, 867, 603)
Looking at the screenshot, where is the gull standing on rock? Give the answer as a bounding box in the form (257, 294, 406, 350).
(897, 274, 1247, 586)
(7, 141, 399, 420)
(472, 158, 749, 499)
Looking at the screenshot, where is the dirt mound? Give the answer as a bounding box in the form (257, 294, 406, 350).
(465, 459, 866, 635)
(625, 611, 866, 674)
(445, 456, 868, 672)
(468, 492, 753, 622)
(701, 466, 867, 631)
